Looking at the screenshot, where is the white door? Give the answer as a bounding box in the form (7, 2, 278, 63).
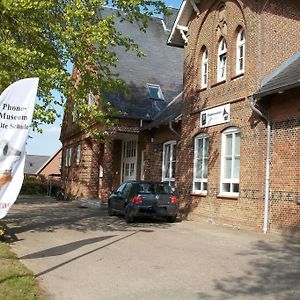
(121, 139, 137, 182)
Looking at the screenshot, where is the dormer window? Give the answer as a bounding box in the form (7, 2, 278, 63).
(147, 84, 164, 100)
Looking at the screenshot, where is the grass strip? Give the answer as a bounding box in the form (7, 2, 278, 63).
(0, 241, 43, 300)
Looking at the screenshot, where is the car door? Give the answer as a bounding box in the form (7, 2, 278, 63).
(119, 183, 133, 213)
(110, 183, 126, 212)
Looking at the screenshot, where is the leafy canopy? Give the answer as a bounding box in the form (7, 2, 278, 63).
(0, 0, 167, 136)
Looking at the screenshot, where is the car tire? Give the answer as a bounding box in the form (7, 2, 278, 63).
(125, 207, 134, 223)
(108, 202, 114, 216)
(167, 216, 176, 223)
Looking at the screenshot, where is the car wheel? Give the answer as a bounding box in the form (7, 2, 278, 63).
(125, 207, 134, 223)
(108, 202, 114, 216)
(167, 216, 176, 223)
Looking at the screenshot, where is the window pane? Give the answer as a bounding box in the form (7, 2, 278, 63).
(203, 182, 208, 191)
(194, 182, 201, 191)
(196, 159, 203, 178)
(204, 138, 209, 157)
(197, 139, 203, 159)
(233, 183, 239, 193)
(235, 133, 240, 156)
(233, 157, 240, 179)
(225, 134, 233, 155)
(171, 162, 176, 178)
(203, 158, 208, 178)
(125, 163, 129, 176)
(224, 158, 232, 178)
(222, 183, 230, 193)
(172, 144, 176, 161)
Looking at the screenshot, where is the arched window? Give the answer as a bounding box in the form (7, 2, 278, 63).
(193, 133, 209, 193)
(217, 38, 227, 82)
(162, 141, 176, 186)
(201, 48, 208, 88)
(236, 28, 245, 75)
(220, 127, 240, 196)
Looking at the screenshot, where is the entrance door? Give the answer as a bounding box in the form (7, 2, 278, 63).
(121, 139, 137, 182)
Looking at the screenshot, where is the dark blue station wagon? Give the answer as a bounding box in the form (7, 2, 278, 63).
(108, 181, 177, 223)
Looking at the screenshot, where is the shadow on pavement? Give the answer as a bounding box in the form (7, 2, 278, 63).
(20, 236, 116, 259)
(4, 196, 173, 239)
(198, 231, 300, 299)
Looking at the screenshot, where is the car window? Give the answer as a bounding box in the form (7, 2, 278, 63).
(137, 183, 155, 194)
(154, 183, 173, 194)
(117, 183, 126, 193)
(123, 183, 132, 198)
(136, 183, 173, 194)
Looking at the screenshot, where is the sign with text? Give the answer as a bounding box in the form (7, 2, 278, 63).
(200, 104, 230, 128)
(0, 78, 39, 219)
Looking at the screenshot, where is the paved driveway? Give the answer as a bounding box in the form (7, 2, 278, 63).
(4, 196, 300, 300)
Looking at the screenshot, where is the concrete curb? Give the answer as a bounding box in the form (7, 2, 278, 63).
(77, 199, 107, 209)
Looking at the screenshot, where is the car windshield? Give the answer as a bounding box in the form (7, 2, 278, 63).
(136, 183, 173, 195)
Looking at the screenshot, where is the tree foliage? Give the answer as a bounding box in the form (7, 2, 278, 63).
(0, 0, 167, 136)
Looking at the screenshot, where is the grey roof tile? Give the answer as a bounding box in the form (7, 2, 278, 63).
(144, 92, 182, 129)
(254, 51, 300, 98)
(25, 155, 51, 175)
(100, 7, 183, 120)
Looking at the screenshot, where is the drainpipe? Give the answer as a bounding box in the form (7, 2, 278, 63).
(248, 95, 271, 234)
(169, 121, 180, 139)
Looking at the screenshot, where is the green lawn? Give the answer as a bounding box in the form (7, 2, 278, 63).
(0, 241, 44, 300)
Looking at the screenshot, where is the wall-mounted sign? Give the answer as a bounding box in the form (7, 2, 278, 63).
(200, 104, 230, 128)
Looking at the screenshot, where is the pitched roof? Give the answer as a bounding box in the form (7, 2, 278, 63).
(145, 92, 182, 129)
(254, 51, 300, 99)
(100, 7, 183, 120)
(36, 148, 62, 175)
(24, 155, 51, 175)
(167, 0, 200, 48)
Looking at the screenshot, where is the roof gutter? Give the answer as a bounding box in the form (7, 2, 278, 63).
(248, 95, 271, 234)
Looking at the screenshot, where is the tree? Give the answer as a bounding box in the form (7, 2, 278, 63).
(0, 0, 167, 136)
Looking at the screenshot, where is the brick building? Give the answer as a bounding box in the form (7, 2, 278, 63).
(167, 0, 299, 232)
(60, 8, 183, 200)
(61, 1, 299, 233)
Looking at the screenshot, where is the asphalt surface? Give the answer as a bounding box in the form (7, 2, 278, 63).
(3, 196, 300, 300)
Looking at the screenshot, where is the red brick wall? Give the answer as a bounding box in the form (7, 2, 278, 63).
(144, 125, 180, 183)
(178, 0, 300, 231)
(39, 150, 62, 178)
(267, 88, 300, 231)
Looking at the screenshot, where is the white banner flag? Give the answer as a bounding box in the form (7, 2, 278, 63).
(0, 78, 39, 219)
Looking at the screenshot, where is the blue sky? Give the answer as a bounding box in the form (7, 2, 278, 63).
(26, 0, 183, 156)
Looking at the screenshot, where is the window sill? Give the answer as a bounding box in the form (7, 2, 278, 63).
(211, 80, 226, 88)
(191, 191, 207, 197)
(231, 72, 244, 80)
(217, 194, 239, 200)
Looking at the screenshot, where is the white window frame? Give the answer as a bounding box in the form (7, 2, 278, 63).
(147, 83, 164, 100)
(88, 92, 95, 106)
(76, 144, 81, 165)
(201, 49, 208, 89)
(220, 127, 240, 197)
(236, 28, 245, 75)
(162, 141, 176, 185)
(217, 38, 227, 82)
(140, 149, 145, 180)
(193, 134, 209, 194)
(72, 102, 77, 122)
(121, 138, 138, 183)
(65, 147, 72, 167)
